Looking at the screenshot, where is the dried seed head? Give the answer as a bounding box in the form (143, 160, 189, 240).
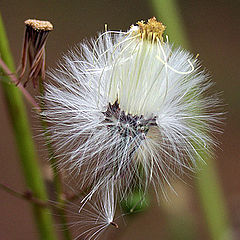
(18, 19, 53, 88)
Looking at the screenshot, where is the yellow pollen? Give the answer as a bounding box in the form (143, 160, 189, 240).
(133, 17, 166, 42)
(25, 19, 53, 31)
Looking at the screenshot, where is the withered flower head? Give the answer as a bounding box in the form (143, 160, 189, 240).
(18, 19, 53, 87)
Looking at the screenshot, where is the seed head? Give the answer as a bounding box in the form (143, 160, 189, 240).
(18, 19, 53, 87)
(43, 18, 222, 198)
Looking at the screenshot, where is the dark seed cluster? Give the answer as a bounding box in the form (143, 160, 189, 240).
(103, 101, 157, 140)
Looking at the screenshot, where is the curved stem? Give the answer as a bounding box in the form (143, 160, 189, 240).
(149, 1, 233, 239)
(0, 12, 57, 240)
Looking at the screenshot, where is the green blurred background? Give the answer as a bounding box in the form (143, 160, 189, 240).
(0, 0, 239, 239)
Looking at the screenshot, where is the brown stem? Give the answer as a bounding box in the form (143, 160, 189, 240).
(0, 182, 47, 207)
(0, 182, 83, 208)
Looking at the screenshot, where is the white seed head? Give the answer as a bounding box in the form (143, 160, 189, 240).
(43, 18, 222, 198)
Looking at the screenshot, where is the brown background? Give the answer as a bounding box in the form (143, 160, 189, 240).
(0, 0, 239, 239)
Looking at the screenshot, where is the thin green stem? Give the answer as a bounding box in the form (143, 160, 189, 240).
(149, 1, 233, 239)
(150, 0, 189, 48)
(39, 78, 72, 240)
(196, 151, 232, 240)
(0, 13, 57, 240)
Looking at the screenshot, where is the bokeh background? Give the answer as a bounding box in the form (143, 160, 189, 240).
(0, 0, 239, 239)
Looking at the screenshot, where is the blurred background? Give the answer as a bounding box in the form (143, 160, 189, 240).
(0, 0, 239, 239)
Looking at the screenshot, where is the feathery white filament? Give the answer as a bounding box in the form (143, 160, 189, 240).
(43, 24, 221, 204)
(64, 180, 117, 240)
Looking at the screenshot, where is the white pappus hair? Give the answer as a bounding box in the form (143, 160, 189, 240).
(64, 179, 118, 240)
(42, 18, 222, 201)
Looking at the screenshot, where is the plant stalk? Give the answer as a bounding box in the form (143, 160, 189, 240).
(39, 78, 72, 240)
(0, 12, 57, 240)
(149, 0, 233, 239)
(0, 56, 41, 111)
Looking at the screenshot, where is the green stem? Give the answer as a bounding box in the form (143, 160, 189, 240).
(39, 78, 72, 240)
(0, 13, 57, 240)
(149, 1, 233, 239)
(196, 152, 232, 240)
(150, 0, 189, 48)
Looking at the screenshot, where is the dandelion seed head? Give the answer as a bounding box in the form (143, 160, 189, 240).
(43, 18, 222, 197)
